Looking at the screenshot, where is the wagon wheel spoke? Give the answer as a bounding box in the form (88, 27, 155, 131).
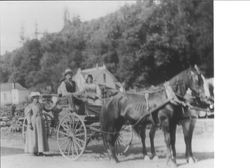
(67, 140, 72, 156)
(74, 120, 82, 132)
(70, 141, 76, 158)
(74, 126, 84, 134)
(59, 139, 69, 151)
(75, 137, 85, 144)
(72, 139, 79, 156)
(63, 140, 71, 155)
(70, 141, 75, 158)
(72, 138, 81, 155)
(74, 119, 80, 130)
(75, 131, 86, 137)
(72, 140, 79, 157)
(66, 116, 73, 129)
(58, 130, 69, 137)
(71, 116, 76, 130)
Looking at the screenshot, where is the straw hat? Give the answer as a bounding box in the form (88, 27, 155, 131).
(29, 92, 41, 98)
(64, 68, 73, 76)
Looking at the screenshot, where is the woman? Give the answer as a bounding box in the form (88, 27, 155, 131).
(24, 92, 56, 156)
(83, 74, 102, 106)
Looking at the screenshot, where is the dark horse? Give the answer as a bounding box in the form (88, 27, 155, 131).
(100, 65, 211, 167)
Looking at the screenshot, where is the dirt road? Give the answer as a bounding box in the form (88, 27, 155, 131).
(1, 119, 213, 168)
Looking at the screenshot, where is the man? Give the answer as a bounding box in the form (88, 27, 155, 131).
(57, 68, 81, 111)
(58, 68, 78, 96)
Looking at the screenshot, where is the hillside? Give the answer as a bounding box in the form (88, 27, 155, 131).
(0, 0, 213, 91)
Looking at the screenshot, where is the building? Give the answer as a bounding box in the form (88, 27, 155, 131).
(73, 65, 123, 90)
(0, 83, 30, 106)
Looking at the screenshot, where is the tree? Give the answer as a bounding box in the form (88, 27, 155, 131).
(0, 0, 213, 90)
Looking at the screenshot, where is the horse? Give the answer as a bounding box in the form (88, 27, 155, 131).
(100, 65, 212, 167)
(132, 66, 213, 164)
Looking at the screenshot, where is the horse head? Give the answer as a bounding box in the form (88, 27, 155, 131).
(188, 65, 213, 108)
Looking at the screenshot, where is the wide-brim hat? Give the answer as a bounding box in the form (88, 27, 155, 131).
(29, 92, 41, 98)
(64, 68, 73, 76)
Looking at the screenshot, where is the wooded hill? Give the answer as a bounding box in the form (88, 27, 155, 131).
(0, 0, 213, 91)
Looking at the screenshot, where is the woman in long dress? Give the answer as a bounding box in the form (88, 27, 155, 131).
(24, 92, 55, 156)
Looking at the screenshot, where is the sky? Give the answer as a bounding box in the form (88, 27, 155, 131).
(0, 1, 136, 55)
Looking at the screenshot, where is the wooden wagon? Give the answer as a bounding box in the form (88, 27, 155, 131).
(22, 91, 133, 160)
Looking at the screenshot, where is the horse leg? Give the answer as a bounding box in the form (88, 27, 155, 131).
(104, 132, 120, 163)
(170, 123, 177, 163)
(161, 117, 177, 168)
(140, 125, 149, 160)
(182, 118, 197, 164)
(103, 119, 124, 163)
(149, 125, 158, 160)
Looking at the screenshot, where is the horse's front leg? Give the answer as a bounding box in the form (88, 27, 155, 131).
(182, 118, 197, 164)
(105, 133, 120, 163)
(161, 118, 177, 168)
(149, 124, 158, 160)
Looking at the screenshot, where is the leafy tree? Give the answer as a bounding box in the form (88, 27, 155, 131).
(0, 0, 213, 90)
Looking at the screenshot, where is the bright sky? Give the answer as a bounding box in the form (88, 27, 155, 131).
(0, 1, 136, 55)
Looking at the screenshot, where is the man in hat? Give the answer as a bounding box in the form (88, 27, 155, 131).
(57, 68, 82, 112)
(58, 68, 78, 96)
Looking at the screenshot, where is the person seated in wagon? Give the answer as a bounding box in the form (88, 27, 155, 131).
(83, 74, 102, 106)
(57, 68, 101, 113)
(57, 68, 82, 112)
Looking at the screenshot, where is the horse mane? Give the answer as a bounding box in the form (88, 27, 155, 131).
(168, 68, 193, 97)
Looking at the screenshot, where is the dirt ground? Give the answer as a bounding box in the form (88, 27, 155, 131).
(1, 119, 213, 168)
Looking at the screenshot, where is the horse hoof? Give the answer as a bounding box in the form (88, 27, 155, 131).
(144, 155, 150, 161)
(187, 157, 197, 164)
(152, 155, 159, 161)
(167, 159, 177, 168)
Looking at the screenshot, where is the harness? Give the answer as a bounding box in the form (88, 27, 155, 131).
(131, 98, 172, 128)
(144, 92, 155, 125)
(136, 83, 200, 127)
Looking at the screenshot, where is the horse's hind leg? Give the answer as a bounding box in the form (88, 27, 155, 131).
(182, 118, 197, 164)
(139, 125, 150, 160)
(170, 123, 177, 163)
(149, 125, 158, 160)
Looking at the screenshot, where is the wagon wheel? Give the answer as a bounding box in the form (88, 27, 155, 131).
(57, 112, 87, 161)
(115, 125, 133, 155)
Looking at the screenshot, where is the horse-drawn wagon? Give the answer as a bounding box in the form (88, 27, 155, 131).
(22, 89, 133, 161)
